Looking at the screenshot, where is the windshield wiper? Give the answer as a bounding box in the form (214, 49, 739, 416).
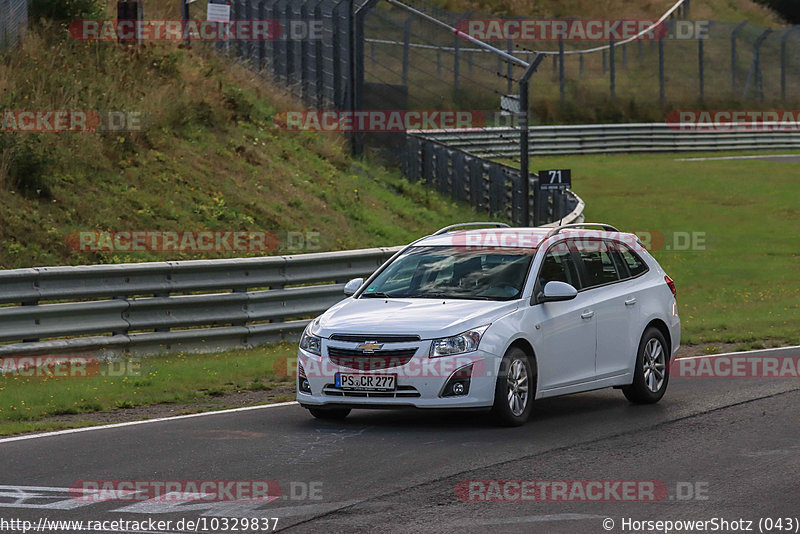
(360, 291, 395, 298)
(405, 293, 494, 301)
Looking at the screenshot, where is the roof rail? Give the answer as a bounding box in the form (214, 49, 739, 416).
(433, 222, 511, 236)
(544, 222, 619, 240)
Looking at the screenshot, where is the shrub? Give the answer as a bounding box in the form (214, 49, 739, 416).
(4, 136, 54, 199)
(29, 0, 103, 23)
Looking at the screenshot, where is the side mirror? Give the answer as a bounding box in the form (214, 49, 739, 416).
(343, 278, 364, 297)
(539, 281, 578, 303)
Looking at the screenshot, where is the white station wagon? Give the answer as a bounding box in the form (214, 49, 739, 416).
(297, 223, 680, 426)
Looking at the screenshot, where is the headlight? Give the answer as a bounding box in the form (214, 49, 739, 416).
(429, 325, 490, 358)
(299, 321, 322, 356)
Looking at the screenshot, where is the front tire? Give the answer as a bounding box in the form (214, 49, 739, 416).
(308, 407, 351, 420)
(491, 347, 535, 426)
(622, 327, 669, 404)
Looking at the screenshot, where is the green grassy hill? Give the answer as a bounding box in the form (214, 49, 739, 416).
(0, 11, 498, 269)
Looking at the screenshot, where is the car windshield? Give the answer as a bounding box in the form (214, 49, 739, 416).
(360, 246, 535, 301)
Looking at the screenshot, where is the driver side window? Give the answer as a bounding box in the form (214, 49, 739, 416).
(539, 241, 581, 290)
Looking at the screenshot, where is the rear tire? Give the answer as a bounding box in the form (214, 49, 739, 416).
(491, 347, 535, 426)
(308, 407, 351, 420)
(622, 327, 670, 404)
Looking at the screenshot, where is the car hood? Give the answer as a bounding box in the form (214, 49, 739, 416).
(314, 297, 519, 340)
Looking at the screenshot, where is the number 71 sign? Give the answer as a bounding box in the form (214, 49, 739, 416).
(538, 169, 572, 191)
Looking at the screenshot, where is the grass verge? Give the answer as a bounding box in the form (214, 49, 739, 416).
(533, 151, 800, 346)
(0, 344, 298, 436)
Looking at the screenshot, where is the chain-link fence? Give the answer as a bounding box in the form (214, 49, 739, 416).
(222, 0, 797, 226)
(0, 0, 28, 49)
(226, 0, 354, 111)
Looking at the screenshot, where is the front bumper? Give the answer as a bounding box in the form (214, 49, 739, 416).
(296, 344, 500, 409)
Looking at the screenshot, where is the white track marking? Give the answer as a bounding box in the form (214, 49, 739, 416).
(675, 345, 800, 361)
(675, 154, 800, 162)
(0, 401, 298, 444)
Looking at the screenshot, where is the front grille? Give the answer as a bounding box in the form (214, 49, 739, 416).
(323, 384, 421, 398)
(329, 334, 421, 343)
(328, 347, 417, 370)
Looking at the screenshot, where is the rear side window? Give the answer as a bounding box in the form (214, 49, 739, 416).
(575, 239, 620, 288)
(617, 242, 648, 277)
(538, 241, 581, 290)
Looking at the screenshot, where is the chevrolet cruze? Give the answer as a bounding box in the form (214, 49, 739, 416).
(296, 222, 680, 426)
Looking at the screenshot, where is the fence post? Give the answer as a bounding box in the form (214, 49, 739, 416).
(454, 13, 471, 97)
(731, 21, 748, 94)
(559, 39, 565, 105)
(402, 14, 413, 86)
(454, 35, 460, 95)
(507, 39, 513, 94)
(314, 0, 324, 108)
(780, 28, 799, 102)
(755, 29, 772, 102)
(609, 38, 616, 98)
(658, 38, 665, 104)
(181, 0, 189, 45)
(742, 29, 772, 101)
(698, 37, 704, 101)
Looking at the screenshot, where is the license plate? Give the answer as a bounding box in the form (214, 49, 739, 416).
(335, 373, 397, 391)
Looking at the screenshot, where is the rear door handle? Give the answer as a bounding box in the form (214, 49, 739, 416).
(625, 298, 637, 306)
(581, 311, 595, 319)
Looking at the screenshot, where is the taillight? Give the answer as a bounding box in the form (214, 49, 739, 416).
(665, 275, 676, 299)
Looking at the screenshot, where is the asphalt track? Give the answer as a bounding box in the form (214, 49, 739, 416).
(1, 346, 799, 534)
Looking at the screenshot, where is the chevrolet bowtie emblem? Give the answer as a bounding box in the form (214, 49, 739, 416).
(357, 341, 384, 353)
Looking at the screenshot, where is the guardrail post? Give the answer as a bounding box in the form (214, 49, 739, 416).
(114, 295, 131, 336)
(21, 299, 39, 343)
